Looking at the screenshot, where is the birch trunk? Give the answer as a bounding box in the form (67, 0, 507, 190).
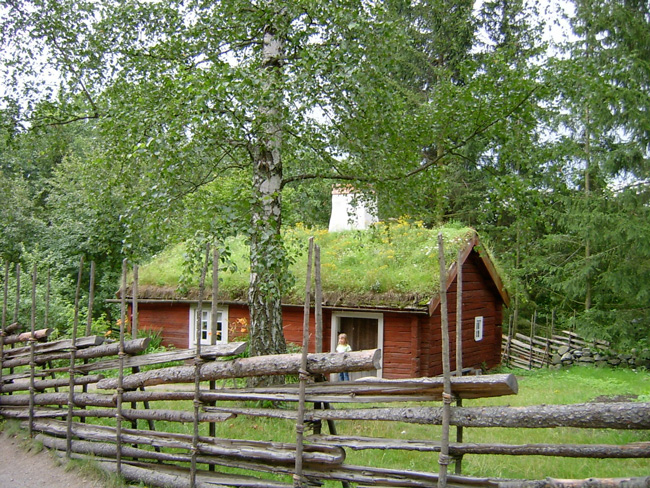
(248, 16, 287, 382)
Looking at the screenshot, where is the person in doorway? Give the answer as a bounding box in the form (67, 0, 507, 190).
(336, 332, 352, 381)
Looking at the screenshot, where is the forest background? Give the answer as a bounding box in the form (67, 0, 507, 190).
(0, 0, 648, 355)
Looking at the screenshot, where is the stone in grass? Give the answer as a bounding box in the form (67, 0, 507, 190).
(551, 354, 562, 365)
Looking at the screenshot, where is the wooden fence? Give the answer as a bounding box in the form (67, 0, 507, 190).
(1, 329, 649, 488)
(501, 328, 616, 371)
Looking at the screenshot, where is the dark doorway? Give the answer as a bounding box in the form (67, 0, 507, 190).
(339, 316, 379, 379)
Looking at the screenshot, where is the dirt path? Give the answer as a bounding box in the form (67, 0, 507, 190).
(0, 430, 106, 488)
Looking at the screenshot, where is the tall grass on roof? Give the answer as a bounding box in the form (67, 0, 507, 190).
(287, 220, 475, 307)
(136, 221, 477, 308)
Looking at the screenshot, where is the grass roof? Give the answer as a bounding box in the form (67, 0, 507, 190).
(135, 221, 478, 309)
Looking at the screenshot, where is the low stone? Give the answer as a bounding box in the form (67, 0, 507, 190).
(557, 345, 570, 356)
(581, 348, 592, 357)
(551, 354, 562, 365)
(578, 356, 594, 363)
(609, 358, 621, 366)
(561, 352, 574, 361)
(573, 350, 583, 357)
(595, 360, 608, 368)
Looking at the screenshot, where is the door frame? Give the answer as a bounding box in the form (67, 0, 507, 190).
(330, 310, 384, 379)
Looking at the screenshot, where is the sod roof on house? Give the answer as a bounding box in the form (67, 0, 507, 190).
(134, 222, 498, 310)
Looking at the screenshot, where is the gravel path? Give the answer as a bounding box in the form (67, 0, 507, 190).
(0, 430, 106, 488)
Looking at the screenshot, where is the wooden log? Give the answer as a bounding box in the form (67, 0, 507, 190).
(37, 434, 283, 472)
(558, 330, 610, 347)
(1, 370, 50, 383)
(3, 337, 151, 369)
(1, 406, 233, 422)
(0, 407, 69, 419)
(4, 322, 22, 334)
(308, 435, 650, 458)
(0, 374, 103, 393)
(74, 341, 247, 374)
(302, 462, 493, 488)
(205, 402, 650, 430)
(3, 328, 52, 345)
(72, 408, 235, 423)
(90, 458, 294, 488)
(96, 349, 382, 390)
(196, 375, 518, 403)
(29, 418, 345, 466)
(497, 477, 650, 488)
(121, 390, 195, 402)
(3, 335, 105, 359)
(0, 392, 115, 407)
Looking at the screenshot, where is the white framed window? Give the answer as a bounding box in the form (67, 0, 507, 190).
(474, 316, 484, 342)
(189, 305, 229, 347)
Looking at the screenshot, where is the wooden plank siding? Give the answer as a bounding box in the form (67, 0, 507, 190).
(136, 303, 191, 349)
(418, 252, 503, 377)
(381, 312, 414, 379)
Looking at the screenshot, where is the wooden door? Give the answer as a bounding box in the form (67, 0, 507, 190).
(339, 316, 379, 379)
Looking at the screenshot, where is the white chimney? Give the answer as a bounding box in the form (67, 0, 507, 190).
(328, 186, 378, 232)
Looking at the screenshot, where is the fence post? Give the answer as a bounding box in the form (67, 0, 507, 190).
(116, 258, 127, 475)
(454, 248, 464, 475)
(437, 233, 452, 488)
(0, 262, 7, 390)
(209, 245, 220, 471)
(191, 244, 210, 488)
(66, 256, 84, 458)
(294, 236, 314, 488)
(28, 263, 37, 438)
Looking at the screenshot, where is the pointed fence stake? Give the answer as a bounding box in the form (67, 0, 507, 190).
(437, 233, 451, 488)
(67, 256, 84, 458)
(28, 263, 37, 438)
(294, 236, 314, 488)
(190, 243, 210, 488)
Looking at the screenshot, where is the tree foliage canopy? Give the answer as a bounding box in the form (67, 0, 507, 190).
(0, 0, 648, 350)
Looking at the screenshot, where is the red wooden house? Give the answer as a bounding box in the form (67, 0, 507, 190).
(127, 225, 509, 379)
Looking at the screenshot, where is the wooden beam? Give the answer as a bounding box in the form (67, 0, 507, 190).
(307, 435, 650, 458)
(74, 341, 246, 373)
(96, 349, 382, 390)
(196, 374, 518, 402)
(205, 402, 650, 430)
